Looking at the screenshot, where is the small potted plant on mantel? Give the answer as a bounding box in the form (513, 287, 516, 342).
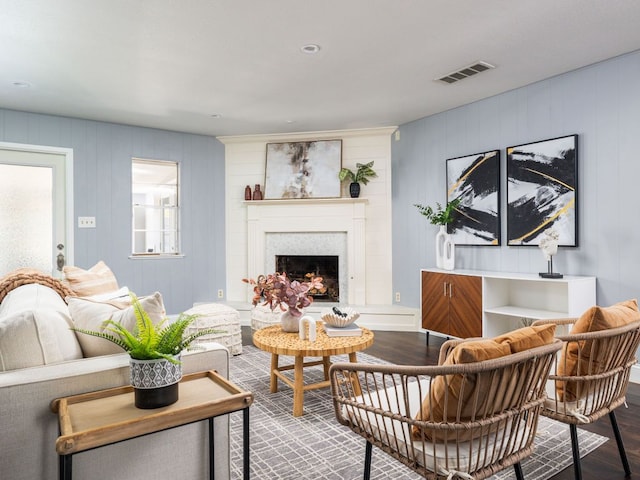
(414, 198, 461, 270)
(338, 161, 377, 198)
(72, 293, 221, 409)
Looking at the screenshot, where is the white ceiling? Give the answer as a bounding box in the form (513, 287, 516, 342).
(2, 0, 640, 137)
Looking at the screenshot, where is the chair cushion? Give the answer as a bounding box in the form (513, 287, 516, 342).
(557, 299, 640, 401)
(363, 379, 531, 475)
(63, 261, 119, 297)
(67, 292, 166, 357)
(415, 324, 556, 440)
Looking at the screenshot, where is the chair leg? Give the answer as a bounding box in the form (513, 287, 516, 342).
(609, 411, 631, 476)
(364, 441, 373, 480)
(513, 462, 524, 480)
(570, 424, 582, 480)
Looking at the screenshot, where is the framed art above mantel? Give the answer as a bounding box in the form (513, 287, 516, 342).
(264, 140, 342, 199)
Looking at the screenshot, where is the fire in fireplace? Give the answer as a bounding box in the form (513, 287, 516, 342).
(275, 255, 339, 302)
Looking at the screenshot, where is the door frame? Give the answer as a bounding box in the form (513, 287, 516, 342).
(0, 140, 74, 268)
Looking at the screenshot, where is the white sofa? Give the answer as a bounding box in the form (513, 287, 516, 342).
(0, 284, 231, 480)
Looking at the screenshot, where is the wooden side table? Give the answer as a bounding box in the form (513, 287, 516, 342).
(51, 370, 253, 480)
(253, 324, 374, 416)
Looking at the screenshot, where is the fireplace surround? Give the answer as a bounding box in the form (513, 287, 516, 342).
(246, 198, 367, 305)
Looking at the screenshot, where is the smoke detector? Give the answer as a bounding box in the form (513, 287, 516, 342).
(436, 61, 495, 84)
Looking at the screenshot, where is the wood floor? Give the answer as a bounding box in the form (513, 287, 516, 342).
(242, 327, 639, 480)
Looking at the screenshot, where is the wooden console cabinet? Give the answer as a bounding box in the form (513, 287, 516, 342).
(421, 271, 482, 339)
(421, 269, 596, 342)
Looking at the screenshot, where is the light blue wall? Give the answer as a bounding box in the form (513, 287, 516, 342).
(393, 50, 640, 308)
(0, 109, 226, 313)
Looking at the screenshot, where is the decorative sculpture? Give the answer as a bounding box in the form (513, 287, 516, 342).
(298, 315, 317, 342)
(539, 229, 563, 278)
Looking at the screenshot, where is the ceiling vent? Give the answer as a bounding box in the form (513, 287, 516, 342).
(436, 61, 495, 84)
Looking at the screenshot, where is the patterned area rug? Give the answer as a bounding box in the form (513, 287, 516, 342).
(229, 346, 607, 480)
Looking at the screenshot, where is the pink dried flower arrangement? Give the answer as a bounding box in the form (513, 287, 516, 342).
(242, 272, 325, 317)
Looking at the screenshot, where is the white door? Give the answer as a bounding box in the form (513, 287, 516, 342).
(0, 142, 74, 277)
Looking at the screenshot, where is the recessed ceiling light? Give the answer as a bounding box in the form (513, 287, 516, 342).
(300, 44, 321, 54)
(286, 120, 296, 124)
(209, 113, 222, 118)
(12, 81, 31, 88)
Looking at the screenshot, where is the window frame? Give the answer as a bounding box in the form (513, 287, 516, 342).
(131, 158, 182, 257)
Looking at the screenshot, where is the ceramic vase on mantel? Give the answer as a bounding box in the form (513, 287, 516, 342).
(281, 310, 301, 333)
(130, 356, 182, 409)
(435, 225, 455, 271)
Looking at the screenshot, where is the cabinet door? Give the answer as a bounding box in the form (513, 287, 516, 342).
(421, 271, 450, 335)
(449, 274, 483, 338)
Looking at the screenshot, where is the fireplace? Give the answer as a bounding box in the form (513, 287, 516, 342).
(276, 254, 339, 302)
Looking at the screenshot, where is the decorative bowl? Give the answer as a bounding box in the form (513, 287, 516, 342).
(321, 307, 360, 328)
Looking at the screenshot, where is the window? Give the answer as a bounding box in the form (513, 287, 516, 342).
(132, 158, 180, 256)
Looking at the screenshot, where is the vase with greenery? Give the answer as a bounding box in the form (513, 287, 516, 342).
(72, 293, 221, 408)
(414, 198, 461, 270)
(338, 161, 377, 198)
(243, 272, 325, 332)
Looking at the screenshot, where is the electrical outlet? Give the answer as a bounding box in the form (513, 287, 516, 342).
(395, 292, 401, 302)
(78, 216, 96, 228)
(217, 289, 224, 299)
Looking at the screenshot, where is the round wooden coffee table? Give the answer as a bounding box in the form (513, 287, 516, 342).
(253, 324, 374, 416)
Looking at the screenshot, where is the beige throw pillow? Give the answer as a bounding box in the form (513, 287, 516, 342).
(0, 309, 83, 371)
(67, 292, 166, 357)
(63, 261, 119, 297)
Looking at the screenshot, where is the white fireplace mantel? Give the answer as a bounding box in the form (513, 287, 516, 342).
(246, 198, 368, 305)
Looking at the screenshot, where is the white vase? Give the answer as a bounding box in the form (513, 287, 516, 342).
(435, 225, 455, 270)
(435, 226, 447, 268)
(442, 235, 455, 270)
(281, 310, 301, 333)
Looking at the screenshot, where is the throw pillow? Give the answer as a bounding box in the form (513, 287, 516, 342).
(413, 324, 556, 441)
(0, 283, 70, 317)
(493, 324, 556, 353)
(67, 292, 166, 357)
(0, 308, 83, 371)
(557, 299, 640, 401)
(413, 339, 511, 440)
(63, 261, 119, 297)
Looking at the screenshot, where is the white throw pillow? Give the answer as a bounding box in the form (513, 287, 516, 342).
(0, 283, 69, 317)
(0, 308, 84, 371)
(67, 292, 166, 357)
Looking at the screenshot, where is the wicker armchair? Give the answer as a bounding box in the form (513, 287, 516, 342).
(329, 338, 562, 480)
(532, 318, 640, 480)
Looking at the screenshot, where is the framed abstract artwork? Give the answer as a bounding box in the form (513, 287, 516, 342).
(264, 140, 342, 199)
(446, 149, 501, 246)
(506, 134, 578, 246)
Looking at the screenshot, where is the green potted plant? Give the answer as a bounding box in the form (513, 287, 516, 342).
(414, 198, 461, 225)
(338, 161, 377, 198)
(414, 198, 461, 270)
(72, 293, 221, 409)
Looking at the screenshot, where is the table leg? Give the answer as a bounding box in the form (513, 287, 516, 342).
(59, 454, 72, 480)
(322, 356, 331, 380)
(270, 354, 279, 393)
(348, 352, 362, 397)
(293, 356, 304, 417)
(243, 407, 250, 480)
(209, 417, 215, 480)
